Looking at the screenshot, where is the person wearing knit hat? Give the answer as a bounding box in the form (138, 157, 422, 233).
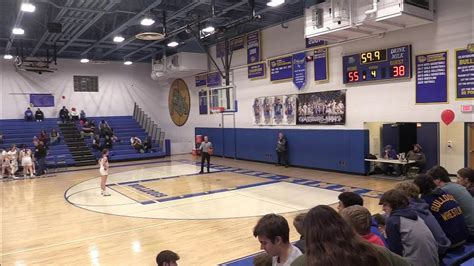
(406, 144, 426, 172)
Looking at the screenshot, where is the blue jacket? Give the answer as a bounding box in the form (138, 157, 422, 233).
(383, 149, 398, 159)
(420, 188, 469, 246)
(385, 207, 438, 266)
(410, 198, 451, 253)
(25, 109, 33, 117)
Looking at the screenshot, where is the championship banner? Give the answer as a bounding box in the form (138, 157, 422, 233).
(195, 74, 207, 87)
(270, 56, 293, 82)
(199, 90, 208, 115)
(230, 36, 245, 51)
(207, 72, 221, 87)
(247, 31, 261, 64)
(305, 38, 326, 48)
(296, 90, 346, 125)
(314, 48, 328, 82)
(416, 51, 448, 103)
(248, 62, 266, 79)
(456, 48, 474, 99)
(293, 52, 306, 90)
(30, 94, 54, 107)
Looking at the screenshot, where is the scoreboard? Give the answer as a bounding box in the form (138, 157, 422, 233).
(342, 45, 412, 84)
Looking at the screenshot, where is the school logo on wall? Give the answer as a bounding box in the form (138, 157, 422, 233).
(168, 79, 190, 127)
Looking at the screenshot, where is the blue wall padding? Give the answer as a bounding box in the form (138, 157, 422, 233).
(195, 127, 369, 174)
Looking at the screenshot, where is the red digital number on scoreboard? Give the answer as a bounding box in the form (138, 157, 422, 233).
(348, 71, 359, 82)
(392, 65, 406, 77)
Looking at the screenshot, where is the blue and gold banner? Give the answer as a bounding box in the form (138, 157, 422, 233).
(199, 90, 208, 115)
(416, 51, 448, 103)
(270, 56, 293, 82)
(306, 38, 326, 48)
(314, 48, 328, 82)
(207, 72, 221, 87)
(195, 74, 207, 87)
(293, 52, 306, 90)
(456, 48, 474, 99)
(247, 31, 261, 64)
(230, 36, 245, 51)
(248, 62, 266, 79)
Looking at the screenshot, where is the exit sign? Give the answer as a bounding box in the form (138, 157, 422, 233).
(461, 105, 473, 113)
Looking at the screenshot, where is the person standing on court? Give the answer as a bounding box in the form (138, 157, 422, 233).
(276, 132, 288, 167)
(198, 136, 212, 174)
(99, 149, 111, 196)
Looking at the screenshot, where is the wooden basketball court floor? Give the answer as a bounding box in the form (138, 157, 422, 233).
(1, 154, 398, 265)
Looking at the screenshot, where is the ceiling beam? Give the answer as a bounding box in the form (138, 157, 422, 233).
(79, 0, 164, 56)
(5, 0, 30, 54)
(58, 0, 121, 55)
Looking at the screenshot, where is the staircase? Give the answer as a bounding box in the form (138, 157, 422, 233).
(58, 122, 97, 166)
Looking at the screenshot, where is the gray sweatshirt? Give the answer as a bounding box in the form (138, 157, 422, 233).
(199, 141, 213, 153)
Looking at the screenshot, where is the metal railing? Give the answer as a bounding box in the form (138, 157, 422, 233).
(133, 103, 165, 149)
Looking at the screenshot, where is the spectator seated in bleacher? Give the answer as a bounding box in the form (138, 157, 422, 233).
(39, 130, 50, 147)
(155, 250, 179, 266)
(24, 107, 34, 121)
(92, 135, 101, 151)
(291, 205, 409, 266)
(340, 205, 385, 247)
(372, 213, 387, 239)
(428, 166, 474, 240)
(79, 110, 87, 124)
(457, 168, 474, 197)
(50, 128, 61, 145)
(253, 214, 302, 266)
(379, 189, 439, 265)
(35, 108, 44, 122)
(394, 181, 451, 254)
(80, 122, 95, 139)
(293, 213, 306, 253)
(59, 106, 70, 123)
(70, 108, 79, 122)
(111, 133, 121, 143)
(143, 137, 156, 153)
(414, 174, 469, 248)
(102, 135, 113, 150)
(130, 136, 144, 153)
(99, 120, 112, 138)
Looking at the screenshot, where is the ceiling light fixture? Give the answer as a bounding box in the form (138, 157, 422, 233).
(267, 0, 285, 7)
(140, 17, 155, 26)
(3, 54, 13, 60)
(167, 41, 179, 47)
(124, 61, 133, 65)
(80, 58, 89, 63)
(113, 36, 125, 43)
(12, 28, 25, 35)
(202, 25, 215, 33)
(21, 3, 36, 12)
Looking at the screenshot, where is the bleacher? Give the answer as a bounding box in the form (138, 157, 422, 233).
(0, 118, 75, 167)
(80, 116, 166, 162)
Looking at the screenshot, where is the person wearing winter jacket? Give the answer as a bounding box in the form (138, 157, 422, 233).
(379, 189, 438, 266)
(394, 181, 451, 254)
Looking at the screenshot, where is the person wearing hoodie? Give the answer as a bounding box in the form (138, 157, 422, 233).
(428, 166, 474, 239)
(379, 189, 438, 266)
(394, 181, 451, 254)
(414, 174, 469, 248)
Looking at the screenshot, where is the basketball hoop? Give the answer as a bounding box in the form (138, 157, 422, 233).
(210, 107, 225, 114)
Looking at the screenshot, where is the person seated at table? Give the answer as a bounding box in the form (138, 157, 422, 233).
(35, 108, 44, 122)
(380, 145, 399, 176)
(406, 144, 426, 172)
(24, 107, 34, 121)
